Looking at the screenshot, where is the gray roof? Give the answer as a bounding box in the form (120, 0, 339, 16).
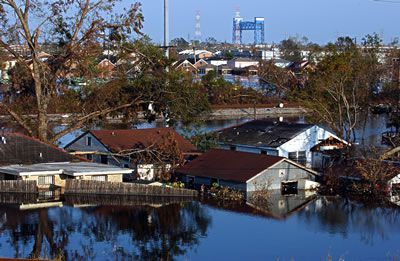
(0, 162, 133, 176)
(217, 120, 314, 148)
(0, 133, 76, 166)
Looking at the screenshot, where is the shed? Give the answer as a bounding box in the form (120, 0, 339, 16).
(176, 149, 319, 193)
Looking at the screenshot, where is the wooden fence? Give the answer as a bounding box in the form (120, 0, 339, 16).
(65, 180, 198, 197)
(64, 194, 193, 207)
(0, 180, 37, 193)
(0, 192, 38, 204)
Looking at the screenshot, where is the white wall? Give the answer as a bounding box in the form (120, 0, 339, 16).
(278, 126, 339, 168)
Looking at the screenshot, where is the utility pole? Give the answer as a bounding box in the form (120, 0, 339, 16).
(164, 0, 169, 59)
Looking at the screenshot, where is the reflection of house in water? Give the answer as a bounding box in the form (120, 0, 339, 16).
(246, 191, 317, 219)
(0, 192, 63, 210)
(202, 191, 316, 220)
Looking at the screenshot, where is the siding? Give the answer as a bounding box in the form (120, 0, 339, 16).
(279, 126, 338, 168)
(65, 133, 131, 168)
(246, 161, 315, 192)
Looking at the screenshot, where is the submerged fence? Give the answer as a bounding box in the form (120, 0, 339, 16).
(64, 194, 193, 207)
(0, 180, 37, 193)
(65, 180, 198, 197)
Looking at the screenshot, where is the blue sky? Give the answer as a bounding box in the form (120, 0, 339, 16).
(138, 0, 399, 44)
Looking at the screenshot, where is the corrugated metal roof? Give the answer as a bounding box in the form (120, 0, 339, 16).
(176, 149, 283, 183)
(90, 128, 197, 154)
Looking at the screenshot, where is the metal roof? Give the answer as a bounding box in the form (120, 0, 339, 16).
(217, 120, 314, 148)
(0, 162, 133, 176)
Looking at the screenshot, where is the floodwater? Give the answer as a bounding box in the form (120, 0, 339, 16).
(58, 112, 390, 148)
(0, 193, 399, 260)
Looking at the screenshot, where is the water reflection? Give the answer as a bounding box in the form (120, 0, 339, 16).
(0, 194, 211, 260)
(297, 197, 400, 245)
(0, 193, 400, 259)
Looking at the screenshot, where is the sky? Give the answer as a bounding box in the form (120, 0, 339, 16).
(137, 0, 399, 45)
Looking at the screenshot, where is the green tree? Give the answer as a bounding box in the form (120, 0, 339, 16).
(294, 35, 383, 142)
(170, 37, 189, 49)
(279, 37, 303, 61)
(0, 1, 209, 143)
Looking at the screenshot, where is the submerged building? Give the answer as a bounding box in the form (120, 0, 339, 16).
(176, 149, 319, 193)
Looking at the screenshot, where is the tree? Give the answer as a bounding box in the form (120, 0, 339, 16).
(294, 35, 383, 142)
(0, 1, 210, 144)
(258, 60, 297, 98)
(279, 37, 303, 61)
(170, 37, 189, 49)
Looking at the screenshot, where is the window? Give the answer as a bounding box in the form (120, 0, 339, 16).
(86, 136, 92, 146)
(260, 150, 268, 155)
(38, 176, 54, 185)
(230, 145, 236, 151)
(92, 175, 107, 182)
(288, 151, 307, 165)
(100, 155, 108, 164)
(86, 154, 93, 161)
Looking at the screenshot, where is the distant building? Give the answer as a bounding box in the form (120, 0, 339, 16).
(207, 58, 228, 67)
(64, 128, 198, 180)
(178, 49, 214, 59)
(97, 58, 116, 79)
(227, 58, 259, 69)
(172, 59, 198, 73)
(176, 149, 319, 192)
(198, 64, 216, 75)
(217, 120, 347, 169)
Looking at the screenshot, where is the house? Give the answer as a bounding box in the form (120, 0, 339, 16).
(208, 58, 228, 67)
(217, 120, 347, 168)
(176, 149, 319, 193)
(219, 65, 233, 75)
(97, 58, 116, 79)
(0, 162, 132, 189)
(0, 133, 132, 188)
(172, 59, 198, 73)
(227, 58, 259, 69)
(310, 136, 348, 170)
(178, 49, 214, 59)
(64, 128, 198, 180)
(198, 64, 216, 75)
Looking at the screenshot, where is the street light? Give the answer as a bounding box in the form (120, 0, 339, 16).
(164, 0, 169, 59)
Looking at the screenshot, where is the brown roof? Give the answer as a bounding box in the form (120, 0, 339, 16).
(0, 133, 76, 166)
(90, 128, 197, 154)
(176, 149, 284, 183)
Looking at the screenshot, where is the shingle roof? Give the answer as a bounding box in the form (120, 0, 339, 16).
(0, 133, 76, 166)
(176, 149, 284, 183)
(89, 128, 197, 154)
(217, 120, 314, 148)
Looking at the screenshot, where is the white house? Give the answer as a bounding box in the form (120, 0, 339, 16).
(217, 120, 347, 169)
(227, 58, 259, 69)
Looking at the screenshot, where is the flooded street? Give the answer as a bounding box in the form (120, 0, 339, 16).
(0, 194, 399, 260)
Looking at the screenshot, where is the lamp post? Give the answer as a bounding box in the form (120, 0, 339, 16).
(164, 0, 169, 59)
